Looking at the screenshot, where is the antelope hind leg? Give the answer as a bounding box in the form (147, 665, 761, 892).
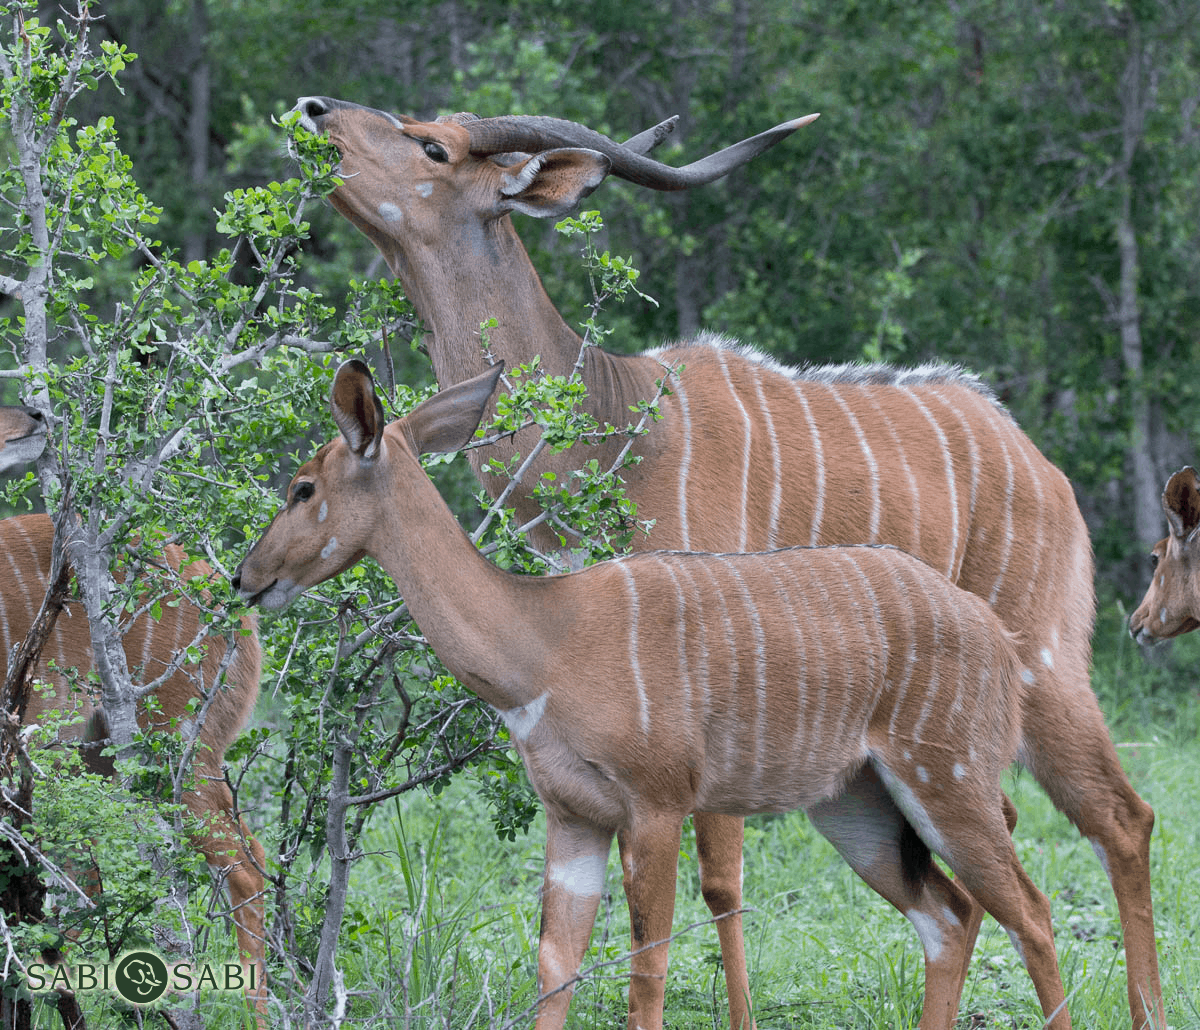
(1018, 668, 1162, 1030)
(184, 773, 268, 1022)
(809, 765, 978, 1030)
(892, 775, 1070, 1029)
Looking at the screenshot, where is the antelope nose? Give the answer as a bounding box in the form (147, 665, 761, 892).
(296, 96, 330, 121)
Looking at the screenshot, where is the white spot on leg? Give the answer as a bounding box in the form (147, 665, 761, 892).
(907, 910, 944, 962)
(1020, 668, 1035, 685)
(1090, 838, 1113, 884)
(548, 853, 607, 897)
(320, 536, 338, 560)
(1005, 928, 1028, 969)
(1040, 647, 1054, 669)
(952, 763, 966, 781)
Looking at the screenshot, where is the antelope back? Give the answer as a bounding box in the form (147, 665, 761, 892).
(616, 342, 1093, 687)
(0, 515, 260, 767)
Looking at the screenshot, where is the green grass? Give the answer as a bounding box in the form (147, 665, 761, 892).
(25, 599, 1197, 1028)
(328, 602, 1200, 1029)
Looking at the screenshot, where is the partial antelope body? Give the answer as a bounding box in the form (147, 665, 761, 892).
(1130, 465, 1200, 643)
(0, 404, 47, 474)
(235, 362, 1072, 1030)
(294, 96, 1163, 1030)
(0, 406, 267, 1021)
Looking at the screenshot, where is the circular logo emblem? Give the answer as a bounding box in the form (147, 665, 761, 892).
(113, 951, 169, 1005)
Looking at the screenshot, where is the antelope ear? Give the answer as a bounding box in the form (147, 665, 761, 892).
(497, 149, 611, 218)
(1162, 466, 1200, 540)
(331, 359, 386, 459)
(405, 363, 505, 456)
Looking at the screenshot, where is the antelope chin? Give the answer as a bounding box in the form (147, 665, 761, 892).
(241, 578, 306, 611)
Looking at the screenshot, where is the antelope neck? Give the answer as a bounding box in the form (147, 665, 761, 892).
(368, 454, 548, 713)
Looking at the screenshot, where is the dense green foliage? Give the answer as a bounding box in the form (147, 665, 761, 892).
(1, 0, 1198, 1026)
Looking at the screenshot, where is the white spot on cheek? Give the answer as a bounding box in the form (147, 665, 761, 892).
(1159, 575, 1165, 589)
(378, 201, 403, 223)
(1160, 608, 1168, 625)
(952, 763, 966, 781)
(416, 181, 433, 198)
(548, 853, 606, 897)
(318, 500, 328, 524)
(1040, 647, 1053, 670)
(906, 910, 944, 962)
(320, 536, 338, 560)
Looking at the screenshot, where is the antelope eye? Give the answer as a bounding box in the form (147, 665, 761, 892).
(422, 140, 448, 163)
(292, 481, 315, 503)
(1149, 552, 1160, 569)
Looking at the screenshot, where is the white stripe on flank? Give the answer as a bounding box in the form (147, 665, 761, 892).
(717, 558, 768, 790)
(999, 415, 1046, 619)
(863, 392, 921, 553)
(800, 560, 838, 751)
(886, 560, 922, 743)
(140, 596, 158, 677)
(792, 384, 825, 546)
(761, 562, 809, 758)
(843, 552, 889, 672)
(672, 374, 694, 550)
(911, 613, 942, 750)
(944, 595, 969, 725)
(986, 421, 1017, 606)
(751, 365, 784, 549)
(170, 595, 185, 675)
(671, 563, 711, 730)
(902, 388, 960, 579)
(716, 350, 753, 551)
(924, 389, 982, 567)
(661, 562, 693, 720)
(693, 561, 741, 783)
(826, 553, 883, 748)
(829, 386, 881, 543)
(617, 563, 652, 736)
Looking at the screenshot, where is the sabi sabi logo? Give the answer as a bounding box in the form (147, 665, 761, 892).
(113, 951, 170, 1004)
(27, 950, 257, 1006)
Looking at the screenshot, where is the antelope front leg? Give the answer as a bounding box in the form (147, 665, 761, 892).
(618, 811, 687, 1030)
(536, 812, 614, 1029)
